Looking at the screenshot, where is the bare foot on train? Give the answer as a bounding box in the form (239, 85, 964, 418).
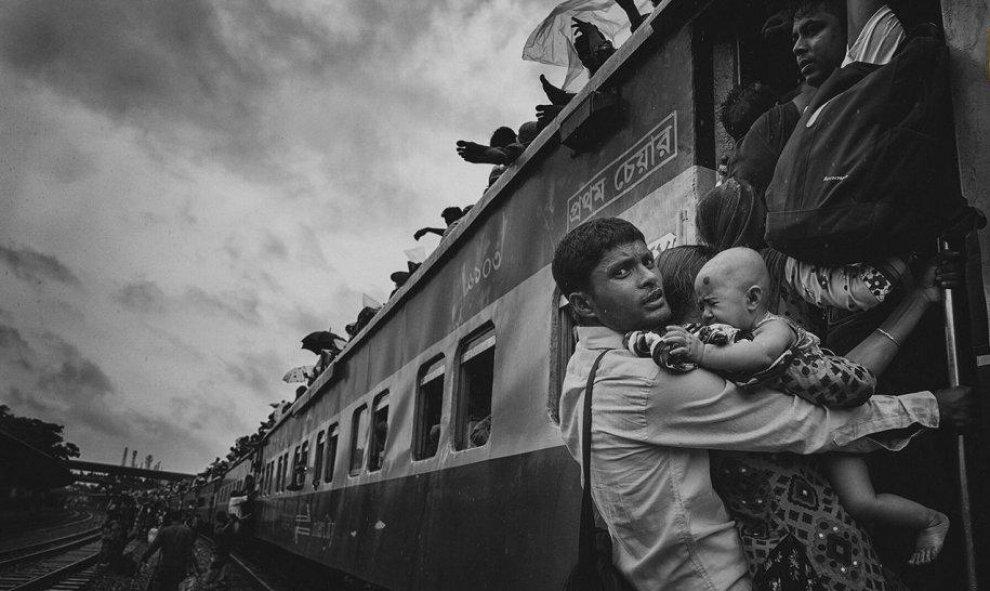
(908, 511, 949, 565)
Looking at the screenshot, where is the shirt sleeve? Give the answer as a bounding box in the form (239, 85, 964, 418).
(639, 367, 937, 454)
(843, 5, 905, 66)
(782, 257, 895, 311)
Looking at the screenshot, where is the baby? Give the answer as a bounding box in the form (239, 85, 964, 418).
(626, 247, 949, 565)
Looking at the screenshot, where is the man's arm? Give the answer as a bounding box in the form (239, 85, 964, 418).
(639, 366, 939, 454)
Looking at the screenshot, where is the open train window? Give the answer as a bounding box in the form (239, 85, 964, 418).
(549, 292, 578, 423)
(368, 392, 389, 472)
(455, 324, 495, 450)
(275, 456, 283, 492)
(313, 431, 325, 484)
(325, 424, 338, 483)
(349, 405, 369, 475)
(414, 356, 445, 460)
(289, 446, 302, 489)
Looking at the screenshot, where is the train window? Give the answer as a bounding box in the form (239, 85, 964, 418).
(414, 356, 445, 460)
(275, 456, 282, 492)
(549, 292, 578, 423)
(290, 446, 302, 488)
(298, 440, 310, 485)
(313, 431, 325, 484)
(455, 324, 495, 450)
(368, 392, 389, 472)
(324, 424, 338, 483)
(349, 405, 369, 475)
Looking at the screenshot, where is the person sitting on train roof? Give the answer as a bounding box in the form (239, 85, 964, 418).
(550, 217, 975, 591)
(455, 119, 540, 176)
(534, 18, 618, 129)
(413, 206, 469, 241)
(345, 304, 381, 338)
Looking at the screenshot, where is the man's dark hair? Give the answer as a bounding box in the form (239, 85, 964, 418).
(720, 82, 779, 142)
(165, 510, 180, 523)
(552, 218, 645, 296)
(790, 0, 846, 22)
(656, 245, 716, 324)
(489, 127, 517, 148)
(441, 206, 465, 225)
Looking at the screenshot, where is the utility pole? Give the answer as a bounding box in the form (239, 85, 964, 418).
(121, 447, 128, 466)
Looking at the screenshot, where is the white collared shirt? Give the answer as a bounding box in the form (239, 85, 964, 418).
(557, 326, 937, 590)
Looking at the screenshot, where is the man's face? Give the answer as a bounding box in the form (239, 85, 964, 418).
(792, 8, 846, 87)
(576, 241, 670, 332)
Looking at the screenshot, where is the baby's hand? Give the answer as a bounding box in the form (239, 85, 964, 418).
(664, 326, 705, 364)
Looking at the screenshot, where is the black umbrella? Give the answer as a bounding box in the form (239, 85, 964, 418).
(300, 330, 344, 354)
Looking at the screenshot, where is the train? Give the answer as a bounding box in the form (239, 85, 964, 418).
(174, 1, 990, 589)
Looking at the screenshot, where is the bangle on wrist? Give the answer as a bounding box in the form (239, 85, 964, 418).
(876, 328, 900, 347)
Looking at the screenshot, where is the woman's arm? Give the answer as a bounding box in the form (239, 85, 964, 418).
(843, 263, 939, 374)
(781, 256, 905, 311)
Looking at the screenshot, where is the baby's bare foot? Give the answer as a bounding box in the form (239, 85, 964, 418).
(908, 511, 949, 565)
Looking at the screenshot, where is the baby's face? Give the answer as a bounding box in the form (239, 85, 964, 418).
(694, 273, 752, 329)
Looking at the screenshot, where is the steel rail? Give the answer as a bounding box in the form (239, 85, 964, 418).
(0, 532, 101, 571)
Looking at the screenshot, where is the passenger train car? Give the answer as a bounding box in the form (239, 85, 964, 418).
(180, 1, 990, 589)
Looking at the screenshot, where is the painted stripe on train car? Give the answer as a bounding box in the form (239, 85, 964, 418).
(253, 446, 581, 591)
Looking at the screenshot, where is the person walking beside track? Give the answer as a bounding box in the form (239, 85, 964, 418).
(203, 512, 237, 589)
(139, 510, 201, 591)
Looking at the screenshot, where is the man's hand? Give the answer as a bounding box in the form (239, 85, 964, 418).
(456, 141, 502, 164)
(934, 249, 964, 290)
(933, 385, 976, 433)
(539, 74, 572, 106)
(664, 325, 705, 364)
(535, 104, 564, 127)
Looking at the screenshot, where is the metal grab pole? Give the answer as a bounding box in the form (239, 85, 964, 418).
(939, 238, 978, 591)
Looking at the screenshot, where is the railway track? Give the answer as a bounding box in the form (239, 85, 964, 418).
(0, 539, 101, 591)
(0, 529, 102, 565)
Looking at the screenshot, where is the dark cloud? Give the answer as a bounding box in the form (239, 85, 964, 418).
(112, 280, 261, 325)
(0, 0, 330, 179)
(282, 307, 330, 336)
(223, 351, 283, 399)
(0, 244, 82, 288)
(262, 233, 288, 261)
(0, 324, 35, 371)
(113, 280, 168, 314)
(182, 287, 261, 325)
(0, 329, 211, 461)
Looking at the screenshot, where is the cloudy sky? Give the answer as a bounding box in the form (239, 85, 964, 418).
(0, 0, 576, 473)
